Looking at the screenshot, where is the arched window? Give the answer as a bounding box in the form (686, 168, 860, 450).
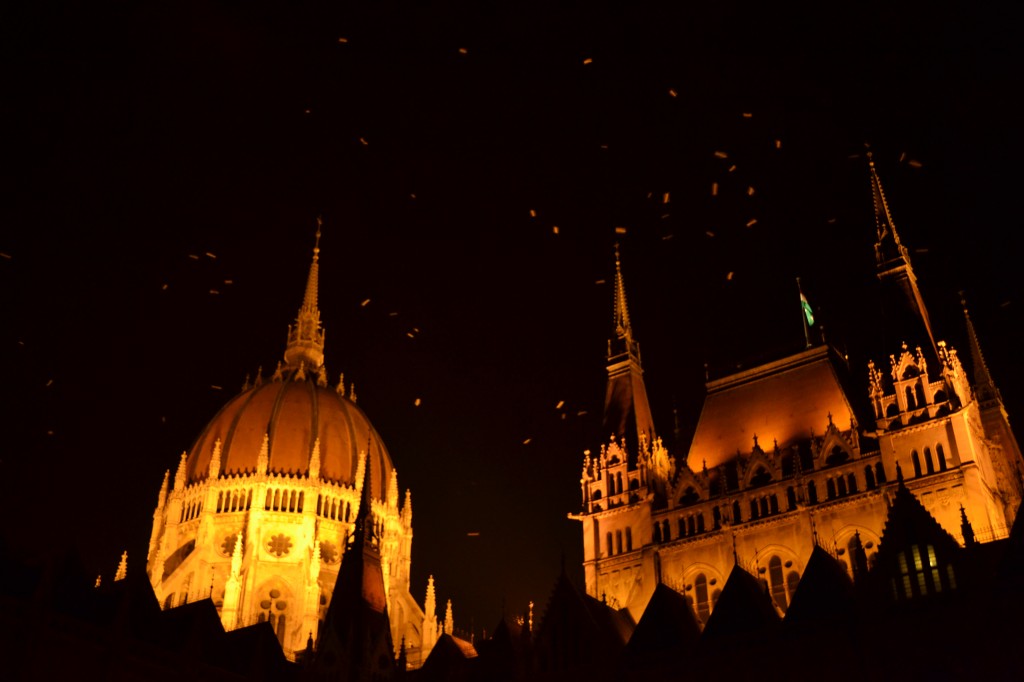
(925, 447, 935, 475)
(606, 532, 614, 556)
(786, 487, 797, 510)
(837, 476, 847, 497)
(615, 530, 623, 555)
(826, 478, 837, 499)
(905, 386, 917, 410)
(732, 500, 743, 524)
(712, 506, 722, 529)
(679, 517, 687, 537)
(750, 499, 760, 520)
(865, 465, 876, 489)
(912, 451, 922, 478)
(807, 481, 818, 505)
(662, 520, 671, 542)
(697, 513, 705, 533)
(760, 497, 769, 516)
(616, 472, 624, 495)
(769, 556, 788, 612)
(847, 472, 858, 494)
(694, 574, 710, 624)
(876, 462, 887, 483)
(652, 523, 661, 545)
(916, 382, 927, 407)
(769, 494, 779, 514)
(687, 516, 696, 535)
(937, 444, 947, 471)
(625, 527, 633, 552)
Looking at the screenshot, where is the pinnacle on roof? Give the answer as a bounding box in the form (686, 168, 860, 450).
(284, 220, 327, 369)
(960, 293, 1001, 404)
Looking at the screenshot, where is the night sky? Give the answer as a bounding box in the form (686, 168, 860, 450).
(3, 1, 1023, 636)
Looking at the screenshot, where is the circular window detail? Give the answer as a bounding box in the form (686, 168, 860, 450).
(267, 534, 292, 558)
(220, 533, 239, 558)
(320, 540, 340, 565)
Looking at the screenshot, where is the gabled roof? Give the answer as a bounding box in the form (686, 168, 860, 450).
(783, 545, 856, 628)
(533, 569, 634, 670)
(624, 583, 700, 662)
(688, 346, 856, 469)
(877, 478, 959, 557)
(700, 565, 781, 640)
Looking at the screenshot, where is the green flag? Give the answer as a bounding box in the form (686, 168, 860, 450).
(800, 291, 815, 327)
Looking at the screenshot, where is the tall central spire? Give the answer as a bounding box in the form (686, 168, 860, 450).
(867, 152, 938, 358)
(603, 246, 655, 457)
(284, 219, 326, 369)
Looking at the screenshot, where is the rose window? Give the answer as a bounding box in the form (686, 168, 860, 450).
(267, 533, 292, 557)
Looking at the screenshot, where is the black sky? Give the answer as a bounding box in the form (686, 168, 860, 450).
(3, 0, 1023, 635)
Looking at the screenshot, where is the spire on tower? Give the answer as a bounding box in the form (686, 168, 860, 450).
(612, 244, 635, 352)
(284, 220, 327, 369)
(602, 246, 657, 470)
(866, 150, 938, 358)
(961, 293, 1001, 405)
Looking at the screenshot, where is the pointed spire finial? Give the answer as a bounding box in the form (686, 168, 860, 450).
(114, 550, 127, 582)
(960, 504, 977, 547)
(257, 433, 269, 475)
(174, 452, 187, 490)
(284, 221, 327, 369)
(309, 437, 321, 480)
(612, 243, 634, 348)
(960, 292, 1000, 403)
(208, 438, 222, 480)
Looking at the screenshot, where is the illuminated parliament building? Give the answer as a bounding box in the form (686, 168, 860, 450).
(8, 158, 1024, 681)
(575, 155, 1024, 626)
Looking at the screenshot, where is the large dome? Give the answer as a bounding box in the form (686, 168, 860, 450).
(183, 367, 394, 500)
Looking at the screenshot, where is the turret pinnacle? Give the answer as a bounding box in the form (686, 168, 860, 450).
(867, 151, 938, 358)
(114, 550, 127, 582)
(284, 220, 327, 369)
(961, 293, 1000, 404)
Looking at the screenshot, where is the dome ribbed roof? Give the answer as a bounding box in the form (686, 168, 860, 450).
(184, 368, 394, 500)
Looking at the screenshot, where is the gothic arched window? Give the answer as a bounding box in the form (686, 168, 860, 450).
(937, 444, 947, 471)
(912, 451, 923, 478)
(768, 556, 788, 612)
(865, 465, 876, 490)
(694, 574, 710, 624)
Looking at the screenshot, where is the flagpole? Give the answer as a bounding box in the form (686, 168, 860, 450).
(797, 277, 811, 348)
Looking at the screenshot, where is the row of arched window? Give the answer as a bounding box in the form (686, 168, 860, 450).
(605, 527, 633, 556)
(179, 497, 203, 522)
(317, 495, 352, 522)
(265, 488, 304, 513)
(216, 489, 253, 513)
(911, 445, 948, 477)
